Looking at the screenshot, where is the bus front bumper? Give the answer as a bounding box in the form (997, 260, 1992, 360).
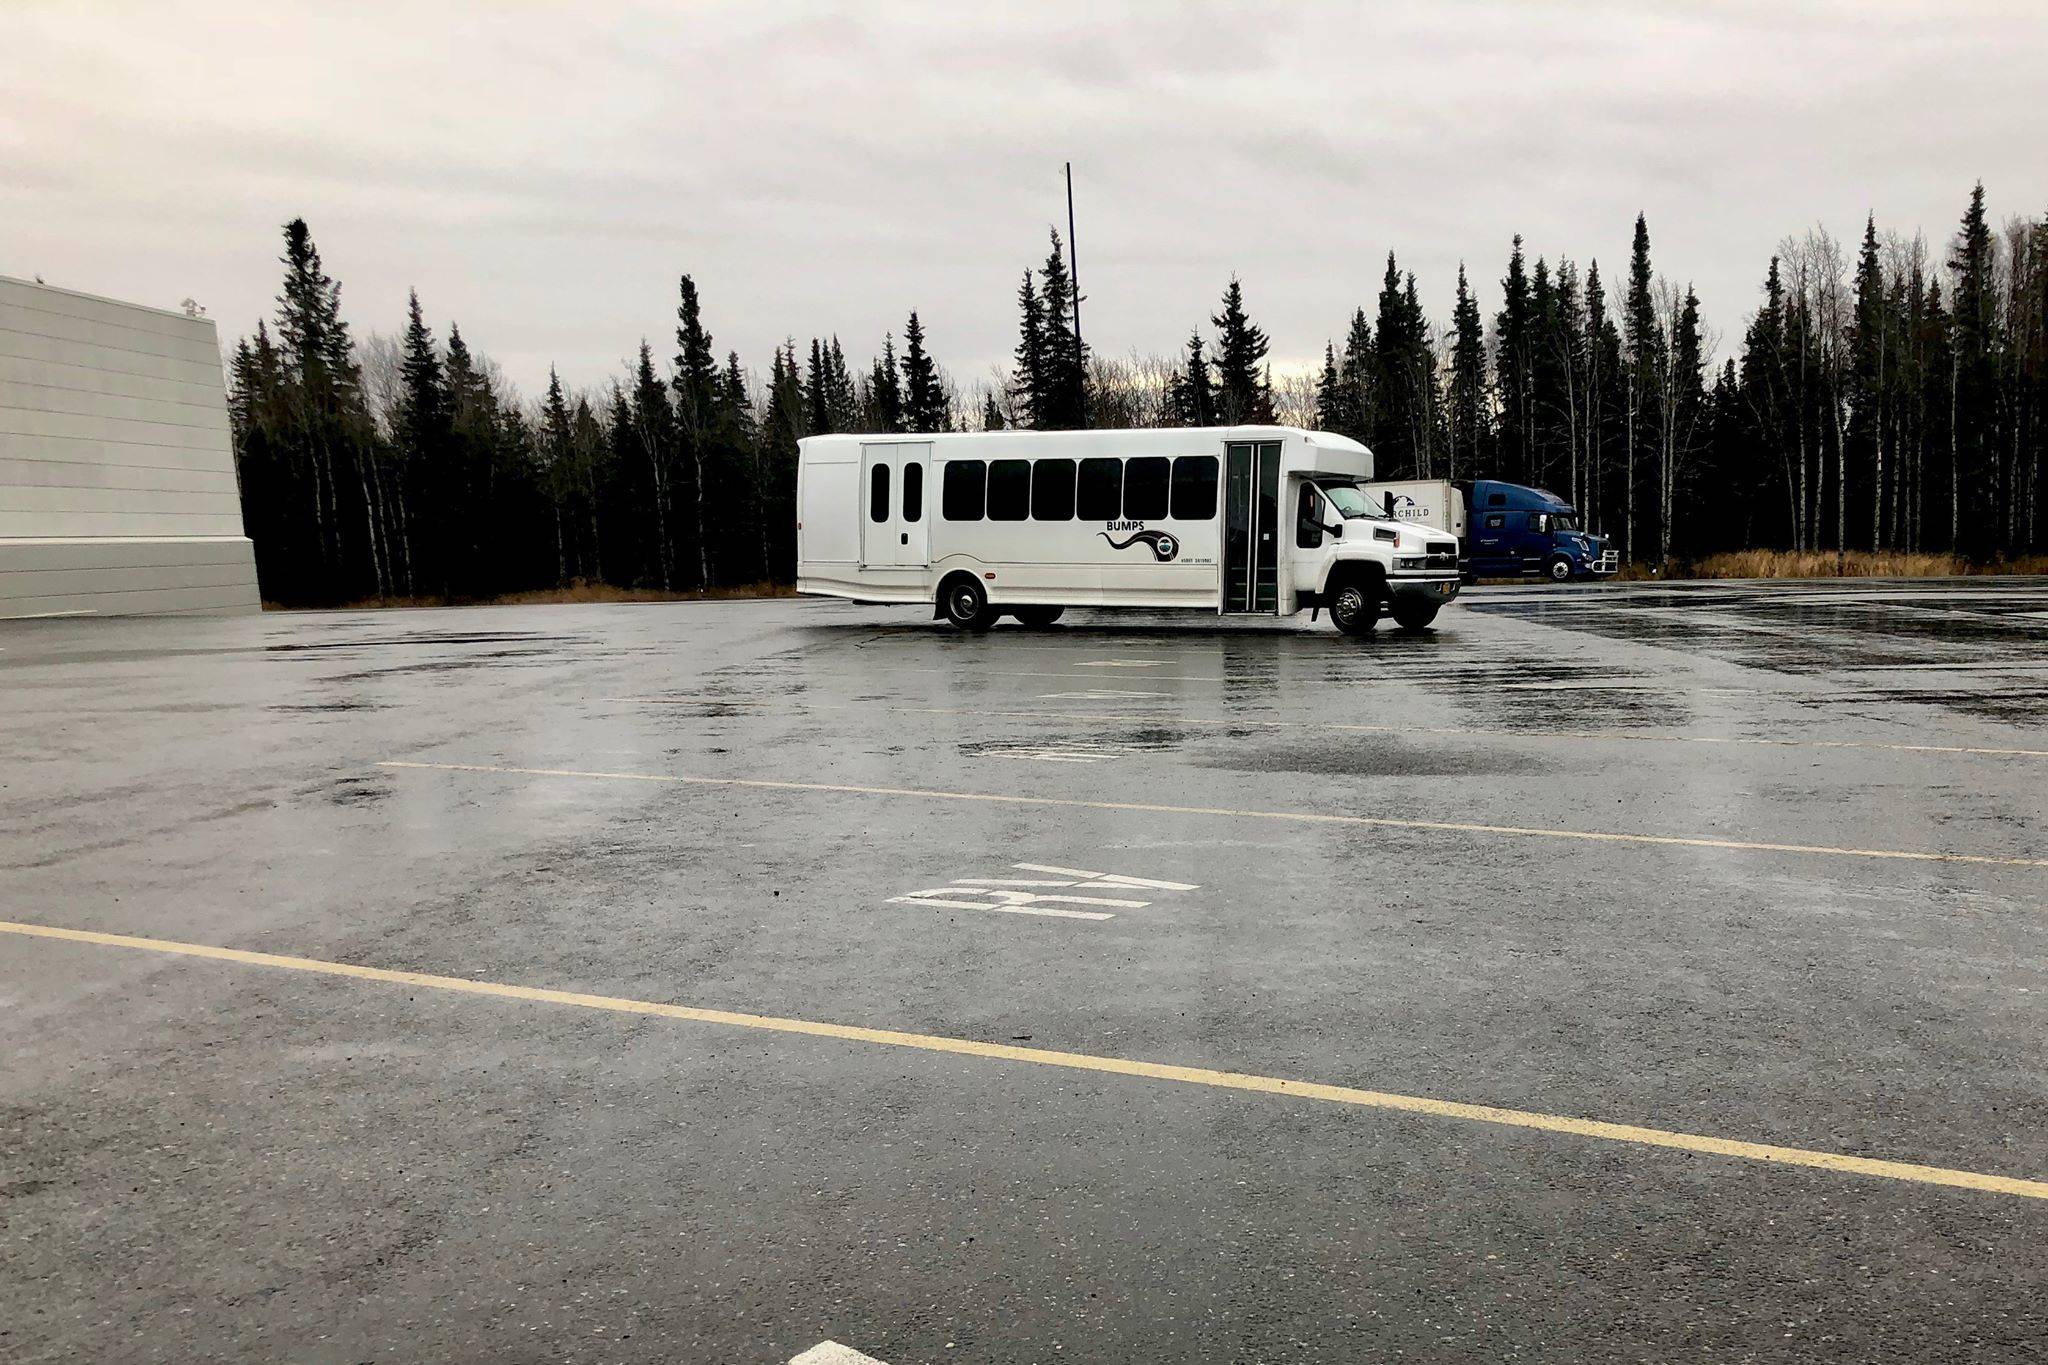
(1386, 574, 1461, 607)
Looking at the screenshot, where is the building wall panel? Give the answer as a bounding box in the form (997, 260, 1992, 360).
(0, 277, 259, 617)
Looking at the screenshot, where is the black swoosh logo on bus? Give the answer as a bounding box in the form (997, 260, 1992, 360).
(1100, 529, 1179, 562)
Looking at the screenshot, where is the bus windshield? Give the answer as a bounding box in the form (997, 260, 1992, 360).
(1320, 484, 1383, 520)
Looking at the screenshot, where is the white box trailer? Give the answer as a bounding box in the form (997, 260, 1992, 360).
(1360, 479, 1467, 540)
(797, 425, 1462, 634)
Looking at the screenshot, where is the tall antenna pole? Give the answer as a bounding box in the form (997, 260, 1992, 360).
(1065, 161, 1087, 427)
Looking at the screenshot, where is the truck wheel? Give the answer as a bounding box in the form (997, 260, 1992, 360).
(1391, 600, 1439, 633)
(940, 576, 995, 631)
(1012, 605, 1064, 627)
(1328, 580, 1380, 636)
(1546, 555, 1573, 582)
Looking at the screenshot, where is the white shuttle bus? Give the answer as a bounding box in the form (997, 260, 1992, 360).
(796, 426, 1461, 634)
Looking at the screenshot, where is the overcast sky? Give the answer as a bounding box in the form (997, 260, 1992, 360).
(6, 1, 2044, 403)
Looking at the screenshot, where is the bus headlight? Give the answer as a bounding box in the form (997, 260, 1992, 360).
(1396, 556, 1425, 570)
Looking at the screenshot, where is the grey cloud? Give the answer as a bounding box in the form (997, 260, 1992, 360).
(4, 1, 2042, 399)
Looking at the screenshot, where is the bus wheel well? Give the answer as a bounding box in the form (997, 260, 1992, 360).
(1325, 562, 1387, 602)
(934, 570, 981, 619)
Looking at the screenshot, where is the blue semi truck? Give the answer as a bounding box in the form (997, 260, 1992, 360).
(1360, 478, 1619, 581)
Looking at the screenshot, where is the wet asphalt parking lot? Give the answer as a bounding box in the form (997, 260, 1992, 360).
(5, 576, 2048, 1363)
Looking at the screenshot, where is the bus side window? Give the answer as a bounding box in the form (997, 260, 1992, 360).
(1077, 458, 1122, 521)
(1124, 457, 1170, 520)
(903, 462, 923, 523)
(869, 463, 890, 523)
(988, 459, 1031, 521)
(943, 461, 986, 521)
(1031, 459, 1076, 521)
(1171, 456, 1218, 520)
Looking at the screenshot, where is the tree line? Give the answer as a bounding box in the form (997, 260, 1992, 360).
(230, 185, 2045, 605)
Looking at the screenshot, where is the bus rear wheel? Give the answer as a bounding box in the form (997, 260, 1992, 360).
(1329, 580, 1380, 637)
(941, 576, 996, 631)
(1012, 605, 1065, 628)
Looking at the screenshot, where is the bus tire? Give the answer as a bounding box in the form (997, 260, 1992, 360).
(939, 575, 995, 631)
(1546, 555, 1574, 582)
(1328, 575, 1380, 637)
(1012, 605, 1065, 627)
(1391, 600, 1439, 632)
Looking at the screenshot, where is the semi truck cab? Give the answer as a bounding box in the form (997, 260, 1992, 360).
(1461, 480, 1616, 580)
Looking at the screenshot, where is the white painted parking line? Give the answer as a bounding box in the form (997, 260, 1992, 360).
(888, 862, 1201, 922)
(607, 695, 2048, 760)
(792, 1341, 890, 1365)
(1013, 862, 1201, 891)
(1037, 688, 1172, 699)
(952, 877, 1083, 887)
(380, 760, 2048, 868)
(1075, 659, 1164, 668)
(971, 739, 1153, 764)
(887, 893, 1117, 921)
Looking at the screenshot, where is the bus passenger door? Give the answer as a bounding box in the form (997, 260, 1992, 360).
(860, 442, 931, 569)
(1223, 440, 1282, 612)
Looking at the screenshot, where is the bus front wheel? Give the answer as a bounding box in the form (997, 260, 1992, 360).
(941, 576, 996, 632)
(1329, 580, 1380, 637)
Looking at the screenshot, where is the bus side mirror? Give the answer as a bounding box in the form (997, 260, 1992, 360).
(1326, 522, 1344, 539)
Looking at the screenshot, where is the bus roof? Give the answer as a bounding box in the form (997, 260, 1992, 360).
(799, 425, 1371, 458)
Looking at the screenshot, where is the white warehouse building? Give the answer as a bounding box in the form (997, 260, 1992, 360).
(0, 276, 260, 617)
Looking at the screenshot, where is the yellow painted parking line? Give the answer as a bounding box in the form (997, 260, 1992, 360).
(606, 697, 2048, 760)
(4, 915, 2045, 1203)
(377, 760, 2048, 870)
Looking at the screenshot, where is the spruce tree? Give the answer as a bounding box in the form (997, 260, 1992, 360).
(397, 289, 448, 461)
(1332, 308, 1374, 444)
(1371, 254, 1418, 475)
(629, 340, 680, 590)
(1583, 260, 1624, 537)
(1948, 182, 1997, 554)
(1010, 272, 1048, 428)
(760, 344, 805, 578)
(1314, 343, 1342, 430)
(270, 218, 380, 599)
(1211, 277, 1273, 423)
(1170, 332, 1218, 427)
(1850, 213, 1890, 550)
(1622, 213, 1662, 561)
(671, 275, 719, 585)
(805, 338, 832, 434)
(1037, 229, 1088, 428)
(981, 392, 1004, 431)
(1492, 238, 1534, 482)
(1400, 272, 1442, 476)
(870, 334, 905, 432)
(900, 310, 948, 433)
(825, 338, 859, 430)
(1447, 263, 1489, 481)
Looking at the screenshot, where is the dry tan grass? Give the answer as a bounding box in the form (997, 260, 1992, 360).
(267, 580, 797, 611)
(1616, 551, 2048, 581)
